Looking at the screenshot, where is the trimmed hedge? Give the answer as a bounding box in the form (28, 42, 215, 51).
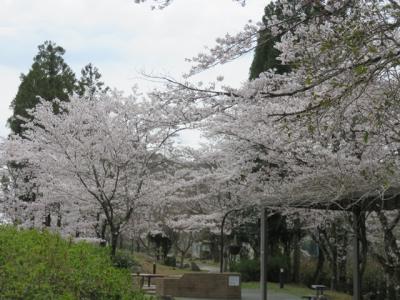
(230, 259, 260, 282)
(0, 226, 146, 300)
(231, 256, 290, 282)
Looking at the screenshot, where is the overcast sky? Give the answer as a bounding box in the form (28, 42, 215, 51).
(0, 0, 266, 143)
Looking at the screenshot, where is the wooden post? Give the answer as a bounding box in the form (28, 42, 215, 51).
(352, 210, 361, 300)
(260, 207, 268, 300)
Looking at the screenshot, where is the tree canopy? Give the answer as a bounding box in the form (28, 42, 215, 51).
(249, 0, 292, 79)
(8, 41, 108, 136)
(2, 1, 400, 296)
(8, 41, 76, 135)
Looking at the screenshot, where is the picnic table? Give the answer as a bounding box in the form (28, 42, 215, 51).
(301, 284, 327, 300)
(132, 273, 166, 288)
(311, 284, 327, 296)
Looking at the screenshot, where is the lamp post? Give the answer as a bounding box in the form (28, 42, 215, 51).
(260, 206, 268, 300)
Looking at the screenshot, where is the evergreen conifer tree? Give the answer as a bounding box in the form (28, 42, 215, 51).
(8, 41, 76, 136)
(249, 1, 294, 79)
(77, 63, 109, 100)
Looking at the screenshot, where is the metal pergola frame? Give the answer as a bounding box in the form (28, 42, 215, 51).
(259, 193, 400, 300)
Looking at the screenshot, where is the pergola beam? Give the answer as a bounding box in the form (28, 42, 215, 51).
(258, 191, 400, 300)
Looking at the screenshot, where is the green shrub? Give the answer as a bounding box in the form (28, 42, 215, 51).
(360, 259, 387, 298)
(0, 226, 147, 300)
(231, 255, 290, 282)
(299, 258, 330, 287)
(164, 256, 176, 267)
(230, 259, 260, 282)
(112, 249, 140, 271)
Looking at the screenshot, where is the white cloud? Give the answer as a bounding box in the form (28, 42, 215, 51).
(0, 66, 20, 137)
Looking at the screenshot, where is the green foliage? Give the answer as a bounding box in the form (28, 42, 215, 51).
(112, 249, 140, 271)
(249, 30, 290, 79)
(354, 65, 368, 75)
(249, 1, 294, 79)
(0, 226, 147, 300)
(249, 0, 324, 79)
(267, 255, 291, 282)
(147, 233, 172, 262)
(363, 131, 369, 143)
(77, 63, 109, 99)
(164, 256, 177, 267)
(231, 255, 291, 283)
(298, 259, 330, 287)
(299, 257, 389, 297)
(8, 42, 108, 136)
(230, 259, 260, 282)
(361, 260, 387, 298)
(8, 41, 76, 136)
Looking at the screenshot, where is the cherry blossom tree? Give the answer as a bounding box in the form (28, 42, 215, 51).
(134, 0, 246, 10)
(2, 91, 185, 256)
(141, 1, 400, 293)
(3, 1, 399, 294)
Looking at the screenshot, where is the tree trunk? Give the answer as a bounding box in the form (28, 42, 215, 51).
(101, 222, 107, 239)
(292, 217, 301, 283)
(358, 212, 368, 278)
(179, 251, 185, 269)
(321, 224, 338, 291)
(56, 203, 62, 227)
(44, 213, 51, 227)
(312, 245, 325, 283)
(43, 205, 51, 227)
(337, 233, 348, 291)
(131, 239, 135, 253)
(119, 234, 124, 249)
(374, 210, 400, 300)
(110, 228, 120, 257)
(283, 241, 292, 279)
(387, 274, 397, 300)
(57, 214, 62, 227)
(209, 236, 220, 263)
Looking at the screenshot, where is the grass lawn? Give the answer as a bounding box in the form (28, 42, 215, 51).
(134, 252, 195, 275)
(193, 259, 220, 267)
(242, 282, 351, 300)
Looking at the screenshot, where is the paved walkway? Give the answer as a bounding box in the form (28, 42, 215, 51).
(197, 263, 220, 273)
(176, 288, 299, 300)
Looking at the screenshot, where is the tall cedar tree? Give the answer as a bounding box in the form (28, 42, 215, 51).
(8, 41, 76, 136)
(249, 0, 295, 79)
